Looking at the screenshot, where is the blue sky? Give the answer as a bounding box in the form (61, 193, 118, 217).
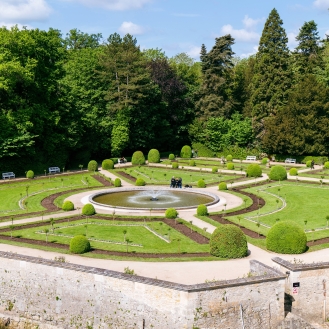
(1, 0, 329, 59)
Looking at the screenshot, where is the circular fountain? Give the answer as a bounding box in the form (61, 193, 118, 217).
(89, 187, 220, 210)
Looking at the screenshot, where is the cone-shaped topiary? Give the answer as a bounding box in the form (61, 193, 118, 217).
(26, 170, 34, 179)
(82, 203, 95, 216)
(226, 155, 233, 162)
(62, 200, 74, 211)
(246, 164, 262, 177)
(172, 162, 179, 169)
(197, 179, 206, 188)
(210, 225, 248, 258)
(180, 145, 192, 158)
(289, 168, 298, 176)
(148, 149, 160, 163)
(102, 159, 114, 170)
(227, 163, 235, 170)
(114, 178, 121, 187)
(132, 151, 146, 165)
(266, 221, 307, 254)
(88, 160, 98, 172)
(269, 165, 287, 181)
(165, 208, 178, 219)
(70, 235, 91, 254)
(212, 166, 218, 173)
(218, 182, 228, 190)
(189, 160, 195, 166)
(169, 154, 175, 160)
(197, 204, 208, 216)
(135, 178, 146, 186)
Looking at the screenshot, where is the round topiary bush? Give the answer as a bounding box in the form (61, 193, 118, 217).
(102, 159, 114, 170)
(197, 204, 208, 216)
(324, 161, 329, 169)
(210, 225, 248, 258)
(114, 178, 121, 187)
(135, 178, 146, 186)
(172, 162, 179, 169)
(261, 157, 268, 165)
(82, 203, 95, 216)
(197, 179, 206, 188)
(246, 164, 262, 178)
(227, 163, 235, 170)
(189, 160, 195, 166)
(69, 235, 91, 254)
(212, 166, 218, 173)
(289, 168, 298, 176)
(88, 160, 98, 172)
(269, 165, 287, 181)
(218, 182, 228, 190)
(165, 208, 178, 219)
(226, 154, 233, 162)
(266, 221, 307, 254)
(180, 145, 192, 158)
(62, 200, 74, 211)
(26, 170, 34, 179)
(169, 153, 175, 161)
(148, 149, 160, 163)
(132, 151, 146, 165)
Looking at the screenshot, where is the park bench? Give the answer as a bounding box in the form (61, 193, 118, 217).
(2, 172, 15, 179)
(48, 167, 60, 174)
(246, 156, 257, 161)
(285, 158, 296, 164)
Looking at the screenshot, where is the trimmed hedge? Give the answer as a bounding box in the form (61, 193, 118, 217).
(62, 200, 74, 211)
(197, 204, 208, 216)
(306, 160, 312, 168)
(82, 203, 95, 216)
(135, 178, 146, 186)
(269, 165, 287, 181)
(165, 208, 178, 219)
(148, 149, 160, 163)
(218, 182, 228, 190)
(102, 159, 114, 170)
(261, 157, 268, 165)
(191, 142, 215, 157)
(210, 225, 248, 258)
(226, 155, 233, 162)
(180, 145, 192, 158)
(132, 151, 146, 165)
(289, 168, 298, 176)
(172, 162, 179, 169)
(88, 160, 98, 172)
(189, 160, 196, 166)
(324, 162, 329, 169)
(26, 170, 34, 179)
(70, 235, 91, 254)
(266, 221, 307, 254)
(212, 166, 218, 173)
(114, 178, 121, 187)
(227, 163, 235, 170)
(197, 179, 206, 188)
(169, 154, 175, 160)
(246, 164, 262, 178)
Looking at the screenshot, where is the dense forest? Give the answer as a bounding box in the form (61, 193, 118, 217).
(1, 8, 329, 174)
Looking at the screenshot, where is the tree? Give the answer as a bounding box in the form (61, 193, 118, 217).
(64, 28, 102, 50)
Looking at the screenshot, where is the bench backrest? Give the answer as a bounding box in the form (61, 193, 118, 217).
(2, 172, 15, 178)
(246, 156, 257, 160)
(285, 158, 296, 163)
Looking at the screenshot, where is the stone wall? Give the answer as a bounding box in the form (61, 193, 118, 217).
(0, 252, 286, 329)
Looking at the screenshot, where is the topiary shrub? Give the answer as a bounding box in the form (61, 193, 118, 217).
(26, 170, 34, 179)
(172, 162, 179, 169)
(169, 153, 175, 160)
(197, 204, 208, 216)
(266, 221, 307, 254)
(324, 161, 329, 169)
(306, 160, 312, 168)
(135, 178, 146, 186)
(227, 163, 235, 170)
(165, 208, 178, 219)
(269, 165, 287, 181)
(114, 178, 121, 187)
(88, 160, 98, 172)
(226, 154, 233, 162)
(289, 168, 298, 176)
(210, 225, 248, 258)
(218, 182, 228, 190)
(82, 203, 95, 216)
(246, 164, 262, 177)
(189, 160, 195, 166)
(102, 159, 114, 170)
(62, 200, 74, 211)
(212, 166, 218, 173)
(180, 145, 192, 158)
(70, 235, 91, 254)
(132, 151, 146, 165)
(148, 149, 160, 163)
(197, 179, 206, 188)
(261, 157, 269, 165)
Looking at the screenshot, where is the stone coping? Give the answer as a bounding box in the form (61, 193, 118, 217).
(0, 251, 285, 292)
(273, 257, 329, 272)
(88, 187, 220, 210)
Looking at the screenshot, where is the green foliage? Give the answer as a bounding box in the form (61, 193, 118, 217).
(135, 178, 146, 186)
(306, 160, 312, 168)
(165, 208, 178, 219)
(62, 200, 74, 211)
(102, 159, 114, 170)
(210, 225, 248, 258)
(289, 168, 298, 176)
(189, 160, 196, 166)
(266, 221, 307, 254)
(261, 157, 268, 164)
(148, 149, 160, 163)
(180, 145, 192, 158)
(191, 142, 214, 157)
(227, 163, 235, 170)
(226, 155, 233, 162)
(197, 179, 206, 188)
(169, 154, 175, 160)
(26, 170, 34, 179)
(197, 204, 208, 216)
(69, 235, 91, 254)
(218, 182, 228, 190)
(212, 166, 218, 173)
(88, 160, 98, 172)
(246, 164, 262, 177)
(324, 162, 329, 169)
(172, 162, 179, 169)
(114, 178, 122, 187)
(269, 165, 287, 181)
(132, 151, 146, 165)
(82, 203, 95, 216)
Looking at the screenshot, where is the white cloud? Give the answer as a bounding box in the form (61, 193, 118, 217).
(221, 24, 260, 43)
(240, 45, 258, 58)
(187, 46, 201, 59)
(242, 15, 263, 29)
(63, 0, 152, 10)
(313, 0, 329, 9)
(119, 21, 145, 35)
(0, 0, 51, 23)
(173, 13, 199, 17)
(287, 32, 298, 49)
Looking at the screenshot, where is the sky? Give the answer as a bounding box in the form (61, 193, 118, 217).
(1, 0, 329, 60)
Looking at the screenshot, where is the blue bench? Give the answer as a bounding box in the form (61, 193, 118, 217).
(49, 167, 60, 174)
(2, 172, 15, 179)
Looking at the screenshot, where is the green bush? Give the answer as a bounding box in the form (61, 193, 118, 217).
(289, 168, 298, 176)
(266, 221, 307, 254)
(180, 145, 192, 158)
(261, 157, 268, 165)
(189, 160, 195, 166)
(269, 165, 287, 181)
(218, 182, 228, 190)
(172, 162, 179, 169)
(210, 225, 248, 258)
(169, 154, 175, 160)
(306, 160, 312, 168)
(82, 203, 95, 216)
(62, 200, 74, 211)
(132, 151, 146, 165)
(26, 170, 34, 179)
(191, 142, 215, 157)
(102, 159, 114, 170)
(70, 235, 91, 254)
(212, 166, 218, 173)
(197, 179, 206, 188)
(324, 162, 329, 169)
(88, 160, 98, 172)
(227, 163, 235, 170)
(165, 208, 178, 219)
(135, 178, 146, 186)
(114, 178, 121, 187)
(246, 164, 262, 177)
(148, 149, 160, 163)
(197, 204, 208, 216)
(226, 154, 233, 162)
